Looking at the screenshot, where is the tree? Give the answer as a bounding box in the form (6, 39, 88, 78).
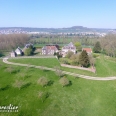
(0, 51, 3, 57)
(38, 77, 49, 87)
(38, 91, 49, 102)
(59, 76, 70, 87)
(93, 41, 101, 53)
(13, 80, 24, 90)
(55, 66, 64, 77)
(75, 42, 82, 51)
(66, 51, 74, 58)
(79, 50, 90, 67)
(5, 66, 14, 74)
(89, 55, 95, 67)
(24, 48, 33, 56)
(54, 52, 62, 59)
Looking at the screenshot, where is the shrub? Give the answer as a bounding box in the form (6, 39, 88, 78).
(5, 67, 15, 74)
(60, 58, 70, 65)
(38, 77, 49, 87)
(59, 76, 70, 87)
(66, 51, 74, 58)
(38, 91, 50, 102)
(71, 60, 79, 66)
(24, 48, 33, 56)
(13, 80, 24, 90)
(55, 66, 64, 77)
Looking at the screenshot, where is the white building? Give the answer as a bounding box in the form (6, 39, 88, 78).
(15, 47, 23, 55)
(62, 42, 76, 57)
(42, 45, 58, 55)
(11, 51, 16, 57)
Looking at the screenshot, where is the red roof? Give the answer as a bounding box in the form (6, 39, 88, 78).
(46, 46, 57, 50)
(82, 48, 92, 53)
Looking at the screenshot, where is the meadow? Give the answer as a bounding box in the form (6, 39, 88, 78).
(1, 59, 116, 116)
(8, 54, 116, 77)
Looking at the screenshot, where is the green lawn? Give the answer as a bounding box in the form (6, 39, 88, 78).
(1, 59, 116, 116)
(95, 55, 116, 77)
(8, 55, 116, 77)
(9, 58, 60, 68)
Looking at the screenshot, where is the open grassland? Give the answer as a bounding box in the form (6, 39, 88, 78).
(8, 54, 116, 77)
(95, 55, 116, 77)
(9, 58, 60, 68)
(1, 59, 116, 116)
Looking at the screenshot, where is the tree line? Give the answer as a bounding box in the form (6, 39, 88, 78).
(0, 34, 29, 51)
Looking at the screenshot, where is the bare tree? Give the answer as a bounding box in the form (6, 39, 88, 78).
(59, 77, 70, 87)
(54, 66, 64, 77)
(37, 77, 49, 87)
(13, 80, 24, 90)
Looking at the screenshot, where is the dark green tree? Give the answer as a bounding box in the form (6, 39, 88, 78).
(93, 41, 101, 53)
(54, 52, 62, 59)
(79, 50, 90, 67)
(24, 48, 33, 56)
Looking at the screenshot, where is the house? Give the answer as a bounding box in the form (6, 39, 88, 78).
(82, 48, 92, 55)
(15, 47, 23, 55)
(42, 45, 58, 55)
(62, 42, 76, 57)
(11, 51, 16, 57)
(24, 43, 33, 49)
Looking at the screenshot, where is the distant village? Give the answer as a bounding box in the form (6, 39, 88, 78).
(11, 42, 92, 58)
(0, 27, 114, 37)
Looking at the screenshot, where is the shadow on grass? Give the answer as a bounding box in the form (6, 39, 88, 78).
(74, 77, 80, 79)
(0, 85, 10, 91)
(21, 82, 31, 89)
(25, 75, 31, 79)
(12, 69, 20, 74)
(48, 80, 54, 86)
(43, 70, 50, 72)
(67, 81, 72, 87)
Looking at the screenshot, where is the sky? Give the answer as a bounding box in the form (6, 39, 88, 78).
(0, 0, 116, 28)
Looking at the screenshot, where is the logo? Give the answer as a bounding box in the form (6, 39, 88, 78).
(0, 104, 18, 112)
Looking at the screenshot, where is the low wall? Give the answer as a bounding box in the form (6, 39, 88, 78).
(61, 64, 96, 73)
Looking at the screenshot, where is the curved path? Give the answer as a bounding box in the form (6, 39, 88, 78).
(3, 58, 116, 81)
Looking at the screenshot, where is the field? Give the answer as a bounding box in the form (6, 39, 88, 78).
(8, 54, 116, 77)
(9, 58, 60, 68)
(1, 58, 116, 116)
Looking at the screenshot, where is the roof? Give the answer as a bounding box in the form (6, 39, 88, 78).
(15, 47, 23, 53)
(82, 48, 92, 53)
(42, 46, 58, 50)
(11, 51, 16, 54)
(68, 42, 75, 47)
(62, 42, 76, 49)
(25, 43, 33, 48)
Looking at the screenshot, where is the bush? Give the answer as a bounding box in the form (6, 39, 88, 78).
(66, 51, 74, 58)
(93, 54, 100, 58)
(38, 91, 50, 102)
(24, 48, 33, 56)
(55, 66, 64, 77)
(59, 76, 70, 87)
(13, 80, 24, 90)
(71, 60, 79, 66)
(5, 67, 15, 74)
(60, 58, 70, 65)
(38, 77, 49, 87)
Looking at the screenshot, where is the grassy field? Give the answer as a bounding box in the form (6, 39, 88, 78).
(9, 58, 60, 68)
(1, 59, 116, 116)
(8, 54, 116, 77)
